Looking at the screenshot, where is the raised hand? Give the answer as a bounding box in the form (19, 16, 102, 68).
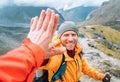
(28, 8, 66, 59)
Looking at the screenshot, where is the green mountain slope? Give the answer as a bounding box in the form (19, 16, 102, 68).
(79, 25, 120, 59)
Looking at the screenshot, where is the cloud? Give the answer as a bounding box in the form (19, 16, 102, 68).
(0, 0, 109, 10)
(0, 0, 9, 8)
(0, 0, 16, 8)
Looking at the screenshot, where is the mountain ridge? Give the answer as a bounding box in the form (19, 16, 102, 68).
(79, 0, 120, 31)
(59, 6, 98, 22)
(0, 5, 65, 28)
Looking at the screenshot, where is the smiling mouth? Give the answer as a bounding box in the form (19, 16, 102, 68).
(67, 43, 75, 45)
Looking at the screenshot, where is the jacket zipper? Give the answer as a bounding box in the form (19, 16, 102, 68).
(75, 59, 80, 81)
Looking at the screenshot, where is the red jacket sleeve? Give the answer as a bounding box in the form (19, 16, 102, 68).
(0, 38, 44, 82)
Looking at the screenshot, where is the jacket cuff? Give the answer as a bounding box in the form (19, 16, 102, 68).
(23, 38, 44, 67)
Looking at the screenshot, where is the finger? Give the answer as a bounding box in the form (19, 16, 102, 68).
(31, 16, 38, 31)
(49, 43, 55, 49)
(50, 47, 66, 57)
(36, 10, 46, 30)
(110, 75, 111, 78)
(30, 17, 35, 31)
(41, 8, 52, 31)
(52, 41, 61, 48)
(105, 77, 108, 80)
(46, 12, 55, 38)
(106, 72, 109, 74)
(30, 17, 34, 28)
(52, 14, 59, 36)
(106, 72, 111, 78)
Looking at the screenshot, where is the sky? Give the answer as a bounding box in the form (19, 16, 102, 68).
(0, 0, 109, 10)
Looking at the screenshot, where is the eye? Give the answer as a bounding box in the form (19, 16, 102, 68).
(63, 34, 69, 37)
(72, 34, 77, 36)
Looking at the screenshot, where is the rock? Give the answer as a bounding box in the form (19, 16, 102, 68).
(93, 32, 106, 39)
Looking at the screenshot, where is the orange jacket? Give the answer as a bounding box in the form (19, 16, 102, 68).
(0, 38, 44, 82)
(40, 36, 104, 82)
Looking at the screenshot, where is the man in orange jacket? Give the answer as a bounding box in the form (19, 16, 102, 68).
(39, 21, 111, 82)
(0, 8, 66, 82)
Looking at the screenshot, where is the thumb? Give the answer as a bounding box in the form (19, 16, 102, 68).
(51, 47, 66, 56)
(45, 47, 66, 59)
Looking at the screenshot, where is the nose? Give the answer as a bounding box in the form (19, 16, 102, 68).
(68, 35, 74, 41)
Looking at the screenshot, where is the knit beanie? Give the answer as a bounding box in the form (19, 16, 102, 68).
(58, 21, 79, 37)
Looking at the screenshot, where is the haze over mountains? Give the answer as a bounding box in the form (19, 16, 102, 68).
(0, 4, 98, 28)
(59, 6, 98, 22)
(0, 6, 65, 28)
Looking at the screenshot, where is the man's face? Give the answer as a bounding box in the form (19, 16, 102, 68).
(60, 31, 78, 50)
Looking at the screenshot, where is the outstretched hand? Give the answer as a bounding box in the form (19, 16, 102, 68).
(27, 8, 66, 59)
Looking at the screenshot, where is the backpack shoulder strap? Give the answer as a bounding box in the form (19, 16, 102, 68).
(79, 51, 83, 60)
(51, 54, 66, 82)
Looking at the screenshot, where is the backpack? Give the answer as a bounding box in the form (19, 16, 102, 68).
(33, 54, 66, 82)
(33, 52, 83, 82)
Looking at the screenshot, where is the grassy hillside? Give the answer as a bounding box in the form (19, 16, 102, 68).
(91, 25, 120, 44)
(79, 25, 120, 59)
